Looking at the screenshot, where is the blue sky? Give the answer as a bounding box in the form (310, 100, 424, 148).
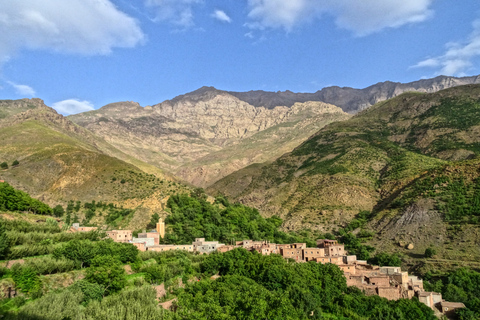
(0, 0, 479, 115)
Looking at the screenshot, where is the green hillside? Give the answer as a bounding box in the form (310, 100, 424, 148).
(0, 99, 189, 229)
(209, 85, 480, 269)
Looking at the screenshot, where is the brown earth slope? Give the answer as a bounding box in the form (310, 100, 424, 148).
(69, 88, 351, 187)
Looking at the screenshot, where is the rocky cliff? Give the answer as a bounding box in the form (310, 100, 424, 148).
(69, 90, 351, 187)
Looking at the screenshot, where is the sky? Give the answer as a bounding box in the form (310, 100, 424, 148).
(0, 0, 479, 115)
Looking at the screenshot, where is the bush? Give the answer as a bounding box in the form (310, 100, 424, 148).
(11, 256, 78, 275)
(2, 219, 61, 234)
(85, 255, 126, 295)
(0, 182, 52, 215)
(368, 252, 402, 267)
(53, 205, 65, 217)
(7, 229, 101, 246)
(53, 239, 139, 268)
(8, 243, 58, 259)
(0, 219, 10, 260)
(80, 286, 171, 320)
(10, 265, 42, 296)
(11, 160, 19, 167)
(12, 287, 83, 320)
(71, 280, 104, 305)
(424, 248, 436, 258)
(0, 162, 8, 169)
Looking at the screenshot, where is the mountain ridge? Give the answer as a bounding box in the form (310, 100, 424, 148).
(227, 75, 480, 112)
(69, 93, 351, 187)
(209, 84, 480, 228)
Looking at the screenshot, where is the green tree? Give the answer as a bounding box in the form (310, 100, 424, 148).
(0, 219, 10, 259)
(65, 210, 72, 226)
(424, 248, 436, 258)
(11, 265, 42, 296)
(146, 213, 160, 230)
(74, 201, 81, 212)
(369, 252, 402, 267)
(0, 162, 8, 169)
(53, 205, 65, 217)
(85, 209, 95, 221)
(71, 279, 104, 305)
(85, 255, 126, 295)
(11, 160, 19, 166)
(54, 239, 96, 268)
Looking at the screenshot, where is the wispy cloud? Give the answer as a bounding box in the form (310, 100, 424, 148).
(412, 19, 480, 76)
(246, 0, 434, 35)
(7, 81, 35, 96)
(0, 0, 145, 64)
(145, 0, 202, 28)
(212, 10, 232, 23)
(51, 99, 95, 115)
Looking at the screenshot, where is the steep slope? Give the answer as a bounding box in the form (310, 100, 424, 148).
(69, 90, 350, 187)
(366, 158, 480, 273)
(209, 85, 480, 232)
(229, 75, 480, 113)
(0, 99, 188, 210)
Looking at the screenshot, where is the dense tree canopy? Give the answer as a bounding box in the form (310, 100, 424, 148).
(164, 194, 318, 246)
(424, 268, 480, 319)
(0, 182, 52, 215)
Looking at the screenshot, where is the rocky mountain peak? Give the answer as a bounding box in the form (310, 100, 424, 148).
(98, 101, 142, 113)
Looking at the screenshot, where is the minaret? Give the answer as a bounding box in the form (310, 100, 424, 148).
(156, 218, 165, 238)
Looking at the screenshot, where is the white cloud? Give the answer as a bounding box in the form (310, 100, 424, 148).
(246, 0, 433, 35)
(145, 0, 202, 28)
(52, 99, 95, 115)
(212, 10, 232, 23)
(7, 81, 35, 96)
(412, 19, 480, 76)
(0, 0, 145, 62)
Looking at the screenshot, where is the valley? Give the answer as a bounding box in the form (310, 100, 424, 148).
(1, 76, 480, 319)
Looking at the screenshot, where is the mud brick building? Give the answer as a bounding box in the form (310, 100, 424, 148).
(106, 229, 132, 243)
(70, 223, 98, 232)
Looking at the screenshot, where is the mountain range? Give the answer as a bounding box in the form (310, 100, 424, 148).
(2, 74, 480, 268)
(68, 74, 480, 187)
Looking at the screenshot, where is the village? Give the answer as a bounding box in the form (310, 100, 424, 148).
(72, 218, 466, 317)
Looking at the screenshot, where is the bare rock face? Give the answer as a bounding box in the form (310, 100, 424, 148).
(229, 75, 480, 113)
(69, 89, 351, 187)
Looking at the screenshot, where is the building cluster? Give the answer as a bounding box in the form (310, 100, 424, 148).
(72, 220, 465, 316)
(344, 264, 465, 316)
(217, 239, 351, 263)
(72, 219, 226, 255)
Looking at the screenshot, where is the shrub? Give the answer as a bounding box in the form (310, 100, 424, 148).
(53, 205, 65, 217)
(368, 252, 402, 267)
(10, 265, 42, 296)
(424, 248, 436, 258)
(13, 287, 83, 319)
(85, 255, 126, 295)
(80, 286, 170, 320)
(71, 280, 104, 305)
(0, 219, 10, 260)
